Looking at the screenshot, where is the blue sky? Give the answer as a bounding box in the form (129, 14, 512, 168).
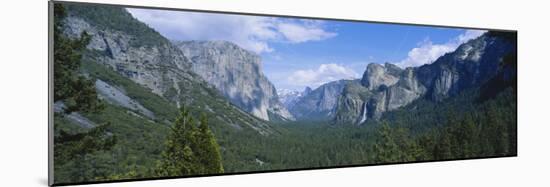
(127, 8, 485, 91)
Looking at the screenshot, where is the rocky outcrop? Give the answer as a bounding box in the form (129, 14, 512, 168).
(334, 32, 516, 125)
(386, 68, 426, 110)
(95, 79, 155, 119)
(416, 32, 515, 101)
(63, 15, 191, 97)
(290, 80, 353, 120)
(174, 41, 294, 121)
(62, 6, 277, 135)
(54, 102, 96, 129)
(361, 63, 402, 90)
(335, 64, 424, 125)
(278, 88, 303, 109)
(333, 81, 371, 124)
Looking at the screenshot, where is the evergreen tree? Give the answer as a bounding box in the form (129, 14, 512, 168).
(54, 4, 102, 114)
(53, 4, 116, 182)
(156, 107, 224, 176)
(485, 102, 509, 155)
(457, 114, 478, 157)
(372, 122, 401, 163)
(434, 129, 453, 160)
(54, 123, 117, 181)
(197, 114, 224, 173)
(416, 133, 436, 160)
(54, 123, 116, 162)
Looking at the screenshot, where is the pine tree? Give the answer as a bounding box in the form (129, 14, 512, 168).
(156, 107, 224, 177)
(54, 123, 117, 181)
(53, 4, 103, 114)
(434, 127, 453, 160)
(372, 122, 401, 163)
(197, 114, 224, 173)
(485, 102, 509, 155)
(53, 4, 116, 182)
(417, 133, 436, 160)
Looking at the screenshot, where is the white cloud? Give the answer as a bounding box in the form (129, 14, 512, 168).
(126, 8, 336, 54)
(277, 22, 337, 43)
(458, 30, 487, 43)
(398, 29, 486, 67)
(287, 63, 359, 88)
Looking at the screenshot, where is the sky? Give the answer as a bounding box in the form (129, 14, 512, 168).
(127, 8, 486, 91)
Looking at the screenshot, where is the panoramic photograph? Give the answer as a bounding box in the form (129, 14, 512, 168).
(52, 2, 517, 185)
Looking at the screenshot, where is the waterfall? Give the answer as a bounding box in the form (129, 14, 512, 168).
(358, 102, 368, 125)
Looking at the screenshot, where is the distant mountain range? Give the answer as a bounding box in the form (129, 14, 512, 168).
(54, 4, 517, 183)
(333, 32, 516, 125)
(285, 80, 352, 120)
(277, 88, 310, 109)
(281, 31, 516, 125)
(62, 4, 516, 129)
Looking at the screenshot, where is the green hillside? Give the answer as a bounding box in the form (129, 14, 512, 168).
(53, 2, 517, 185)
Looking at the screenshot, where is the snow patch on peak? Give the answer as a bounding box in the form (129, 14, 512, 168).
(277, 88, 309, 109)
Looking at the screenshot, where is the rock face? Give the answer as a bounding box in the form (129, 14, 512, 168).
(334, 32, 516, 125)
(62, 6, 276, 135)
(63, 16, 191, 97)
(95, 79, 155, 119)
(278, 88, 305, 109)
(289, 80, 353, 120)
(361, 63, 401, 90)
(174, 41, 294, 121)
(334, 63, 427, 125)
(415, 32, 515, 101)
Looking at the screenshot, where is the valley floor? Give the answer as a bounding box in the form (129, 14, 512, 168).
(53, 88, 516, 184)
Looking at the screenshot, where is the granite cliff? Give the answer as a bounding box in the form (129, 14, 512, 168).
(334, 32, 516, 125)
(174, 41, 294, 121)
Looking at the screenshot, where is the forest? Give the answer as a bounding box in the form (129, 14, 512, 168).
(52, 3, 517, 185)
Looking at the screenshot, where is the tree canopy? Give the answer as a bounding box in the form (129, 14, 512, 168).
(156, 108, 224, 177)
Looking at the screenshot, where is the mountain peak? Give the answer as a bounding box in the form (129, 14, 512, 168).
(174, 40, 293, 121)
(334, 31, 516, 125)
(278, 89, 303, 109)
(303, 87, 313, 95)
(361, 63, 401, 90)
(288, 80, 354, 120)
